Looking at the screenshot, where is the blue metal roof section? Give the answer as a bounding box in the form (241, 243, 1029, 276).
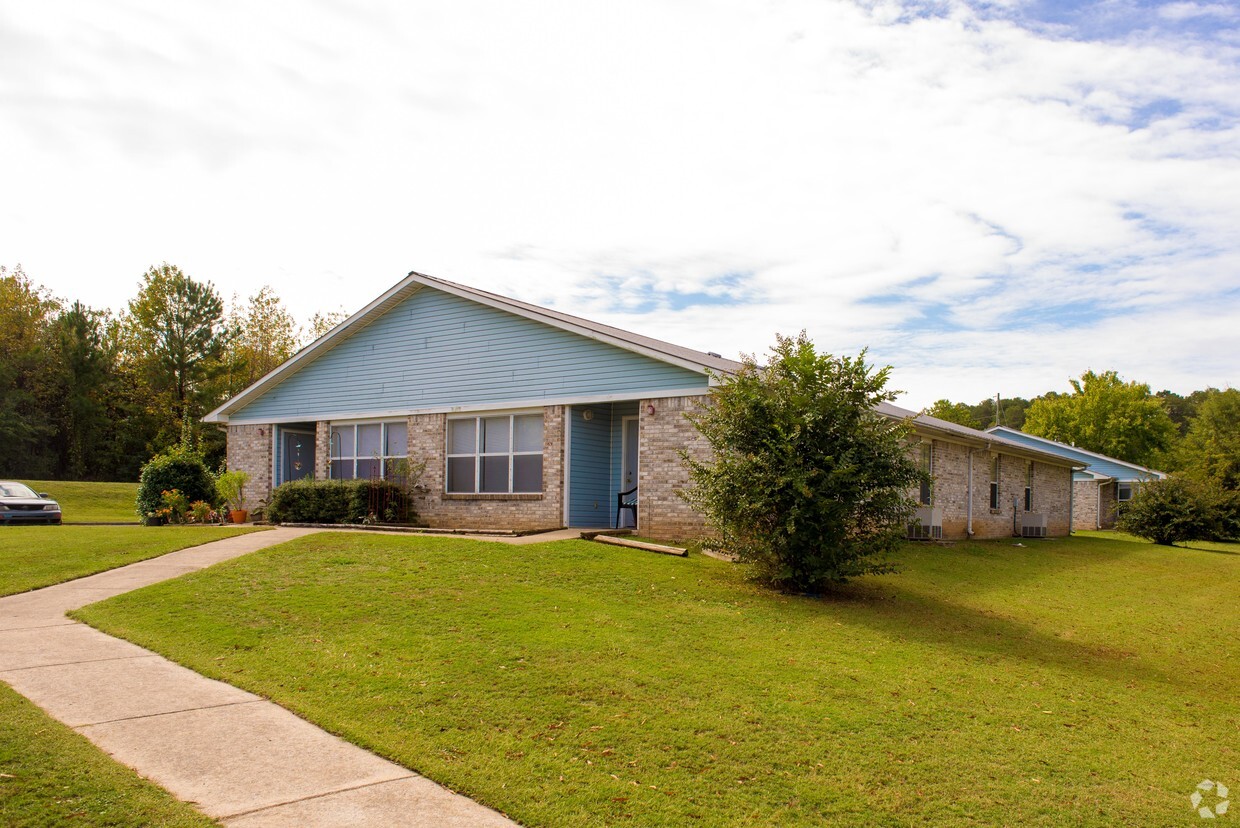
(985, 427, 1167, 482)
(228, 286, 708, 421)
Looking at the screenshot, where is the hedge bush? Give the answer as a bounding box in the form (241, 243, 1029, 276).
(136, 446, 216, 524)
(266, 479, 416, 525)
(1117, 475, 1239, 545)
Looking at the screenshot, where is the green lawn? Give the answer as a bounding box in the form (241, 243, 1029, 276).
(0, 683, 216, 827)
(75, 533, 1239, 826)
(21, 480, 140, 524)
(0, 526, 262, 597)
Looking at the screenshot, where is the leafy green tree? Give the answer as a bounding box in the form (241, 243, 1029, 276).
(305, 308, 349, 344)
(0, 265, 60, 477)
(1176, 388, 1240, 490)
(124, 263, 230, 453)
(1118, 476, 1238, 545)
(924, 399, 981, 429)
(46, 302, 114, 479)
(1024, 370, 1175, 467)
(221, 285, 299, 395)
(682, 333, 926, 591)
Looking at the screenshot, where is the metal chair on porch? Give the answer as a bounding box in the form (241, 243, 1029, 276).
(615, 486, 637, 529)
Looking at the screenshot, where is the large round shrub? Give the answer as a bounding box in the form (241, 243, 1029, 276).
(136, 446, 216, 523)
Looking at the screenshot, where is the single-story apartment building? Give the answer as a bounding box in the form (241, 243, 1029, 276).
(985, 426, 1167, 531)
(206, 272, 1079, 541)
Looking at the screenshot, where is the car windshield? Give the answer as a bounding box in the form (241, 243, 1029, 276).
(0, 483, 39, 498)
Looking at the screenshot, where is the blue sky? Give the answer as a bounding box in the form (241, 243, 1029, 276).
(0, 0, 1236, 407)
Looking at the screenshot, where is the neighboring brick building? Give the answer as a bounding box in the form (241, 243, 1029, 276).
(985, 427, 1166, 530)
(207, 271, 1077, 541)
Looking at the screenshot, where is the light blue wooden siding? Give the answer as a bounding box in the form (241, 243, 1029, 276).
(989, 427, 1157, 482)
(230, 288, 708, 421)
(569, 404, 613, 527)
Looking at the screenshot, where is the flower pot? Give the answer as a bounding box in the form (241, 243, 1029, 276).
(229, 509, 249, 524)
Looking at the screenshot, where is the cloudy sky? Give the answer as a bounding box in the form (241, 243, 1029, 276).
(2, 0, 1237, 408)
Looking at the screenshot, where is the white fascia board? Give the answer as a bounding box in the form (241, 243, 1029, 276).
(418, 276, 718, 376)
(217, 387, 713, 426)
(205, 277, 426, 422)
(206, 272, 720, 423)
(900, 420, 1080, 469)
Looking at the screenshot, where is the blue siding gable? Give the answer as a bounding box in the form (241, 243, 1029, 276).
(230, 288, 708, 421)
(987, 427, 1162, 482)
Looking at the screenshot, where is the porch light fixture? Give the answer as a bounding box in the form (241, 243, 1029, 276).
(646, 404, 656, 416)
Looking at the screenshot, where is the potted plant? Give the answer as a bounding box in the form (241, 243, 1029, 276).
(216, 470, 252, 524)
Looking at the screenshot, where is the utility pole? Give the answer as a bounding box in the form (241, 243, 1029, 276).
(994, 393, 1001, 428)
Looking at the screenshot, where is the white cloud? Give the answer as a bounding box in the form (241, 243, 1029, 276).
(1158, 3, 1238, 22)
(0, 0, 1236, 408)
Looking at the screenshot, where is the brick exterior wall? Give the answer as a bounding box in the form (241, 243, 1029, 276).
(314, 422, 330, 481)
(226, 424, 272, 513)
(405, 406, 566, 531)
(1099, 481, 1118, 529)
(637, 394, 713, 541)
(224, 403, 1075, 542)
(919, 442, 1073, 540)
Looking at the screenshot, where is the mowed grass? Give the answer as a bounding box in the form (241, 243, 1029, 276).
(0, 526, 262, 597)
(0, 683, 216, 827)
(76, 533, 1239, 826)
(21, 480, 140, 524)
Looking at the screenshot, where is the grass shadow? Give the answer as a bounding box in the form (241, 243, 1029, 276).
(819, 579, 1178, 689)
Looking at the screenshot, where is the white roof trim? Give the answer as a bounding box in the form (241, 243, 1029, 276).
(876, 402, 1082, 469)
(985, 426, 1167, 478)
(216, 387, 711, 426)
(206, 272, 736, 423)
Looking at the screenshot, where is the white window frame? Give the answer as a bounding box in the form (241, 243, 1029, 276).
(446, 411, 544, 494)
(918, 442, 933, 506)
(1024, 460, 1034, 512)
(989, 456, 1001, 511)
(329, 421, 408, 480)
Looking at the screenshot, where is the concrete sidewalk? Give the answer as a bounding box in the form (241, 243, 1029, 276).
(0, 527, 517, 827)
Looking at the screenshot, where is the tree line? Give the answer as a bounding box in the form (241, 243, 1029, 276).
(0, 263, 345, 481)
(925, 370, 1240, 491)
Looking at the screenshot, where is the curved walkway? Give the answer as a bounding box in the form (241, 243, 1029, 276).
(0, 528, 517, 827)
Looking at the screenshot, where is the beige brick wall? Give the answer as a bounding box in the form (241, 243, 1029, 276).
(1073, 480, 1098, 530)
(637, 394, 713, 541)
(923, 444, 1072, 540)
(1100, 482, 1118, 529)
(406, 406, 565, 531)
(314, 422, 330, 481)
(226, 424, 272, 513)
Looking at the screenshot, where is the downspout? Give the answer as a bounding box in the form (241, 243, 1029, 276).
(966, 448, 974, 537)
(1096, 481, 1102, 530)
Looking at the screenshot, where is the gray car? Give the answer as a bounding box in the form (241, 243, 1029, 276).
(0, 482, 62, 525)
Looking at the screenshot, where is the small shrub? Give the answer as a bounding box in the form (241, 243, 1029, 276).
(682, 333, 925, 590)
(137, 446, 215, 525)
(159, 489, 190, 524)
(216, 470, 251, 512)
(1117, 476, 1238, 545)
(189, 500, 214, 523)
(266, 478, 416, 525)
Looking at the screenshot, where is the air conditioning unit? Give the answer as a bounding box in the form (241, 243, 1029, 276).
(907, 507, 943, 540)
(1020, 512, 1047, 538)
